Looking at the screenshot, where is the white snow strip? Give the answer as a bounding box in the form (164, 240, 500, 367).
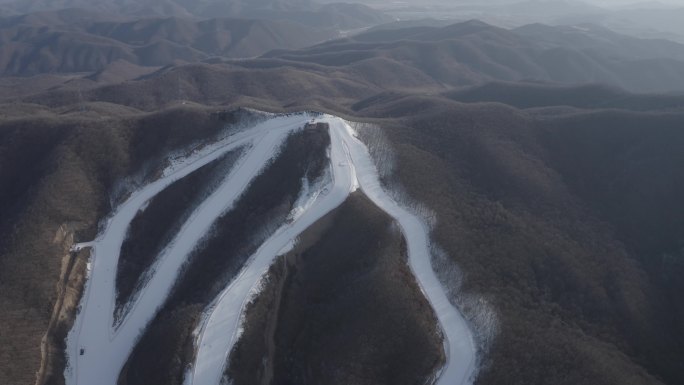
(65, 114, 314, 385)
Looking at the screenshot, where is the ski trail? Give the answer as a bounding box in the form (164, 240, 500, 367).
(190, 120, 356, 385)
(189, 115, 476, 385)
(65, 115, 312, 385)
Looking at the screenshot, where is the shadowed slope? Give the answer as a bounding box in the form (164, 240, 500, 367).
(228, 192, 444, 385)
(368, 101, 684, 385)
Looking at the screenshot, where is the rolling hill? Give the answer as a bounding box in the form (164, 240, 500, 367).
(0, 10, 339, 76)
(257, 19, 684, 93)
(0, 0, 392, 29)
(5, 16, 684, 95)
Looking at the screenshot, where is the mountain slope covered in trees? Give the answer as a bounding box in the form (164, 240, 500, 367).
(0, 14, 683, 385)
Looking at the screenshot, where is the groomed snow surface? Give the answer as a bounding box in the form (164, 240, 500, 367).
(65, 113, 476, 385)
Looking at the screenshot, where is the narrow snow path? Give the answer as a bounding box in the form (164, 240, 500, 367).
(189, 116, 476, 385)
(65, 115, 313, 385)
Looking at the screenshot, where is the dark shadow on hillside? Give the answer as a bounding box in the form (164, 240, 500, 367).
(228, 192, 445, 385)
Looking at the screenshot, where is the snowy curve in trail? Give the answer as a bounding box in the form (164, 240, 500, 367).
(64, 114, 314, 385)
(189, 115, 476, 385)
(338, 117, 477, 385)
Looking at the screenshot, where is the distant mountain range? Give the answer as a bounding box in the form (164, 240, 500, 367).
(363, 0, 684, 44)
(0, 10, 340, 76)
(258, 19, 684, 93)
(4, 13, 684, 95)
(0, 0, 392, 29)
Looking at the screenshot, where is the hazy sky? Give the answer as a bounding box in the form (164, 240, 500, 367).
(347, 0, 684, 6)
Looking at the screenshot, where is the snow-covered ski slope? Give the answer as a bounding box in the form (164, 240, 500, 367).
(65, 112, 476, 385)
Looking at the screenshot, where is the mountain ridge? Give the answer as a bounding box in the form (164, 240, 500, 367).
(0, 13, 340, 76)
(0, 0, 392, 29)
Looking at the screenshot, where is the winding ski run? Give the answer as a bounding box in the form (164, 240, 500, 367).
(65, 112, 476, 385)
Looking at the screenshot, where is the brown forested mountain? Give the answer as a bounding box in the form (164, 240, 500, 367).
(0, 14, 683, 385)
(260, 19, 684, 93)
(0, 10, 339, 76)
(0, 0, 392, 29)
(4, 16, 684, 94)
